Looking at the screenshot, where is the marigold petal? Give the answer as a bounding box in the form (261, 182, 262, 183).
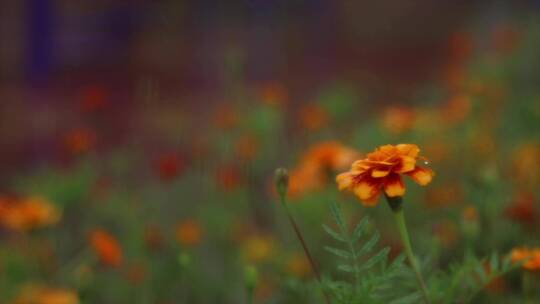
(351, 160, 371, 172)
(406, 166, 434, 185)
(396, 144, 420, 157)
(353, 177, 380, 201)
(371, 167, 390, 178)
(362, 191, 381, 206)
(383, 174, 405, 197)
(336, 172, 354, 190)
(395, 156, 416, 173)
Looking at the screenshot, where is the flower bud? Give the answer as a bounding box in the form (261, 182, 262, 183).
(274, 168, 289, 199)
(244, 265, 258, 291)
(178, 252, 192, 270)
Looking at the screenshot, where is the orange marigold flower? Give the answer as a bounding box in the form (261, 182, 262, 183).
(175, 219, 203, 247)
(510, 247, 540, 271)
(90, 229, 123, 267)
(12, 284, 79, 304)
(0, 196, 61, 232)
(336, 144, 434, 206)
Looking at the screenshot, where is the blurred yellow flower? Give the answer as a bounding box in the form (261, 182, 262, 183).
(242, 235, 275, 263)
(337, 144, 434, 206)
(0, 196, 61, 232)
(510, 247, 540, 271)
(12, 284, 79, 304)
(175, 219, 203, 247)
(512, 143, 540, 186)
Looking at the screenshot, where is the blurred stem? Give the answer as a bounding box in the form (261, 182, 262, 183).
(279, 195, 331, 304)
(247, 287, 254, 304)
(390, 203, 431, 304)
(523, 271, 536, 304)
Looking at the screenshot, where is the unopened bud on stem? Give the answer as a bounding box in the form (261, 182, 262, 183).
(274, 168, 289, 200)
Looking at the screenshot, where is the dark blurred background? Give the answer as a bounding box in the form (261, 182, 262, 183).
(0, 0, 534, 183)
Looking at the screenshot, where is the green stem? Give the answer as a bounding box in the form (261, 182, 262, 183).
(393, 208, 431, 304)
(247, 287, 254, 304)
(523, 271, 536, 304)
(280, 196, 331, 304)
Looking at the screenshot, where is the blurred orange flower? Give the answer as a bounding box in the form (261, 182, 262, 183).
(285, 253, 311, 278)
(144, 224, 164, 251)
(213, 104, 238, 130)
(90, 229, 123, 267)
(12, 284, 79, 304)
(175, 219, 203, 247)
(381, 106, 416, 134)
(433, 220, 458, 247)
(0, 196, 61, 232)
(441, 94, 472, 124)
(462, 205, 479, 222)
(288, 141, 359, 197)
(299, 104, 329, 131)
(424, 183, 463, 208)
(235, 135, 259, 161)
(510, 247, 540, 271)
(491, 24, 521, 56)
(64, 128, 96, 155)
(215, 165, 242, 191)
(258, 82, 288, 107)
(337, 144, 434, 206)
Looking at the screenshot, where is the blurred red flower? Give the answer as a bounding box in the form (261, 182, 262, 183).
(156, 153, 186, 182)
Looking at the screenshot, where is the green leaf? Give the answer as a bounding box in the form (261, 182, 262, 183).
(325, 246, 352, 259)
(338, 264, 355, 273)
(360, 247, 390, 271)
(489, 253, 499, 274)
(388, 292, 422, 304)
(329, 201, 346, 231)
(351, 216, 369, 242)
(357, 232, 380, 257)
(389, 254, 406, 269)
(474, 264, 487, 283)
(323, 224, 347, 242)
